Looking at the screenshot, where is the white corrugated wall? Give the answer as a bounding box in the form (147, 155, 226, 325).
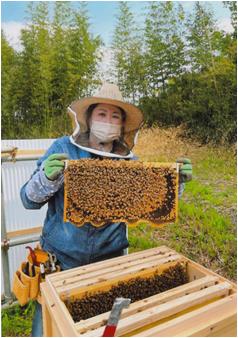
(2, 139, 55, 150)
(1, 139, 55, 293)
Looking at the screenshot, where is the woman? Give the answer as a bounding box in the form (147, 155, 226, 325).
(20, 83, 192, 336)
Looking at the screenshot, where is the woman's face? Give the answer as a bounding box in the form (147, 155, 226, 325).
(90, 103, 123, 126)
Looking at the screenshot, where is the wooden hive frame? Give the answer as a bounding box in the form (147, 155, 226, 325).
(63, 160, 179, 227)
(41, 246, 237, 337)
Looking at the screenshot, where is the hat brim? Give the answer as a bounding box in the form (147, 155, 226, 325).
(69, 97, 144, 133)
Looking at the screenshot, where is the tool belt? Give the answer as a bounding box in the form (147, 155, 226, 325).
(12, 245, 60, 306)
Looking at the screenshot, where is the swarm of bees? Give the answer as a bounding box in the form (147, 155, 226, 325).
(64, 159, 178, 227)
(66, 263, 188, 322)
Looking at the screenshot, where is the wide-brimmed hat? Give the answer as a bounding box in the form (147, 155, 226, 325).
(67, 83, 144, 155)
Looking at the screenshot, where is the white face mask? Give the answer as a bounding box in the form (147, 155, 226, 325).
(90, 121, 122, 143)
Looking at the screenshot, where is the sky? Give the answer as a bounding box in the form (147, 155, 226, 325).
(1, 1, 234, 51)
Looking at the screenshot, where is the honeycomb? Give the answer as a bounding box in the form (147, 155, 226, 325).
(66, 263, 188, 322)
(64, 159, 178, 227)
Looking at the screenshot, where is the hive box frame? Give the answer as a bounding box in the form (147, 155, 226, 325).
(41, 246, 237, 337)
(63, 161, 179, 227)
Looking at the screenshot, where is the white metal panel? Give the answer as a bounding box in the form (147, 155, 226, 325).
(2, 161, 48, 231)
(1, 138, 55, 150)
(1, 139, 55, 292)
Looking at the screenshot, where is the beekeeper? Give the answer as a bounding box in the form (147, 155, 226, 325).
(20, 83, 192, 336)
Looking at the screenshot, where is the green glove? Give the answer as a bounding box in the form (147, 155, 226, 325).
(44, 153, 68, 181)
(176, 158, 192, 183)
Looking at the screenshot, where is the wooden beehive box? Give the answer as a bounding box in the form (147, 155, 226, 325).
(41, 246, 237, 337)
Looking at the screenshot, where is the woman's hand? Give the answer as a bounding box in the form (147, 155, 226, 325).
(44, 153, 68, 180)
(176, 158, 192, 183)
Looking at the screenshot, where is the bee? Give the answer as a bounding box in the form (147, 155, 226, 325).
(66, 263, 188, 322)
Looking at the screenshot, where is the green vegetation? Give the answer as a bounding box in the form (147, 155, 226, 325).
(113, 1, 237, 144)
(2, 2, 101, 139)
(1, 301, 35, 337)
(2, 2, 237, 144)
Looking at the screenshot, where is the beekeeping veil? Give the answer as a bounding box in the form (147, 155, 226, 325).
(67, 83, 144, 158)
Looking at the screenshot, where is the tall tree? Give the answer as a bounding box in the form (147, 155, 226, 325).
(4, 2, 102, 138)
(50, 1, 72, 134)
(1, 31, 18, 138)
(223, 1, 237, 37)
(16, 2, 52, 137)
(184, 2, 236, 143)
(144, 2, 186, 96)
(186, 2, 217, 72)
(67, 2, 102, 100)
(112, 2, 144, 103)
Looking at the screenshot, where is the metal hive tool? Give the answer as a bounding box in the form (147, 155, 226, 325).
(64, 159, 179, 227)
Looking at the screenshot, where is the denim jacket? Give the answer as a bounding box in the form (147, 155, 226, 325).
(20, 136, 184, 270)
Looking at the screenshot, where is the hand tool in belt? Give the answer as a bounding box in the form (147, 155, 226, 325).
(25, 246, 51, 266)
(24, 248, 36, 276)
(48, 253, 57, 272)
(25, 246, 37, 265)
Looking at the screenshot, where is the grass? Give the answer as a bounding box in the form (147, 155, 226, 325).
(1, 301, 35, 337)
(2, 126, 236, 336)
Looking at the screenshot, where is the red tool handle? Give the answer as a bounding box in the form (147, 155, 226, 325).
(25, 246, 37, 265)
(101, 298, 131, 337)
(102, 325, 117, 337)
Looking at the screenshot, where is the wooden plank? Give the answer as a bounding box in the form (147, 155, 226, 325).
(41, 282, 78, 336)
(185, 258, 237, 290)
(7, 226, 42, 239)
(135, 294, 236, 337)
(58, 254, 182, 294)
(80, 282, 232, 337)
(54, 251, 181, 289)
(16, 149, 45, 155)
(187, 262, 208, 281)
(1, 147, 17, 154)
(144, 162, 177, 168)
(48, 246, 172, 283)
(53, 251, 176, 288)
(51, 320, 61, 337)
(41, 290, 52, 337)
(208, 322, 237, 337)
(60, 258, 185, 300)
(2, 149, 45, 160)
(189, 314, 237, 337)
(45, 279, 79, 333)
(75, 275, 219, 334)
